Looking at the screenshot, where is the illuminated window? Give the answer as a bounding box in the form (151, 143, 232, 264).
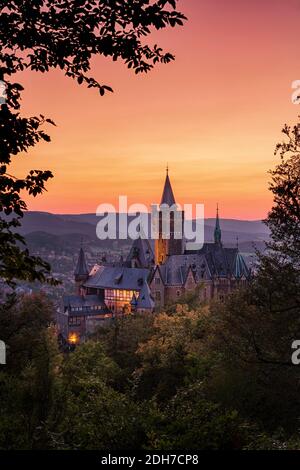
(69, 316, 81, 326)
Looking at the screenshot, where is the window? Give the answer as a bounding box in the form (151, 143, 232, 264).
(155, 291, 161, 301)
(105, 289, 138, 302)
(69, 316, 81, 326)
(155, 277, 160, 285)
(176, 290, 181, 297)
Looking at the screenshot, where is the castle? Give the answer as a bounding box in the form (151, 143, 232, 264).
(59, 171, 249, 344)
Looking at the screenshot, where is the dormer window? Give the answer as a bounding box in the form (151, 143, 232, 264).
(114, 272, 123, 284)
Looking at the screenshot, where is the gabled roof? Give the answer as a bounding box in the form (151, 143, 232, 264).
(155, 253, 210, 286)
(151, 242, 250, 286)
(63, 294, 110, 316)
(233, 251, 249, 279)
(74, 247, 89, 277)
(136, 283, 155, 310)
(194, 243, 237, 277)
(126, 237, 154, 268)
(184, 265, 197, 286)
(150, 264, 166, 285)
(160, 171, 176, 206)
(84, 265, 150, 291)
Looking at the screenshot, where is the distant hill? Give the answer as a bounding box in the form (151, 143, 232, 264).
(19, 211, 270, 248)
(25, 231, 97, 255)
(24, 231, 130, 255)
(18, 212, 96, 237)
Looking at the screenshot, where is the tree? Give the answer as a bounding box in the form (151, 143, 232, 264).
(50, 341, 144, 450)
(250, 120, 300, 366)
(134, 306, 210, 401)
(0, 292, 55, 371)
(267, 122, 300, 266)
(205, 119, 300, 432)
(146, 383, 247, 450)
(93, 313, 155, 390)
(0, 293, 61, 449)
(0, 0, 186, 284)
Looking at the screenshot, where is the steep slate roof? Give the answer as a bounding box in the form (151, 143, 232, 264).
(84, 265, 150, 290)
(126, 237, 155, 268)
(152, 243, 250, 286)
(234, 251, 249, 279)
(188, 243, 250, 279)
(63, 294, 110, 316)
(160, 171, 176, 206)
(136, 283, 155, 310)
(196, 243, 237, 277)
(154, 253, 209, 286)
(74, 247, 89, 277)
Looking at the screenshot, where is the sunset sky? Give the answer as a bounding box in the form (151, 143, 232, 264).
(10, 0, 300, 219)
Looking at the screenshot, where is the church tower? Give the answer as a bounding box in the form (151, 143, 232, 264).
(74, 245, 89, 295)
(155, 168, 184, 265)
(214, 204, 222, 246)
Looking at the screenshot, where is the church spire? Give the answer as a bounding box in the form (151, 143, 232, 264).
(214, 204, 222, 245)
(160, 166, 176, 206)
(74, 245, 89, 278)
(155, 168, 184, 264)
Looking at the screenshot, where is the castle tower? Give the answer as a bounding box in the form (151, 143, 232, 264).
(214, 204, 222, 246)
(74, 246, 89, 295)
(155, 168, 184, 265)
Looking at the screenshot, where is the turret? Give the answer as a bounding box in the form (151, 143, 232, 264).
(74, 246, 89, 295)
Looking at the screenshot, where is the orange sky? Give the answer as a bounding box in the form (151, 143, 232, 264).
(10, 0, 300, 219)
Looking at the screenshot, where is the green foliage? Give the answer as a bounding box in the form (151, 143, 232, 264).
(0, 292, 55, 371)
(164, 284, 205, 313)
(93, 314, 155, 390)
(146, 383, 246, 450)
(134, 306, 212, 401)
(51, 341, 144, 450)
(0, 293, 298, 450)
(0, 294, 60, 449)
(53, 380, 144, 450)
(61, 340, 119, 388)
